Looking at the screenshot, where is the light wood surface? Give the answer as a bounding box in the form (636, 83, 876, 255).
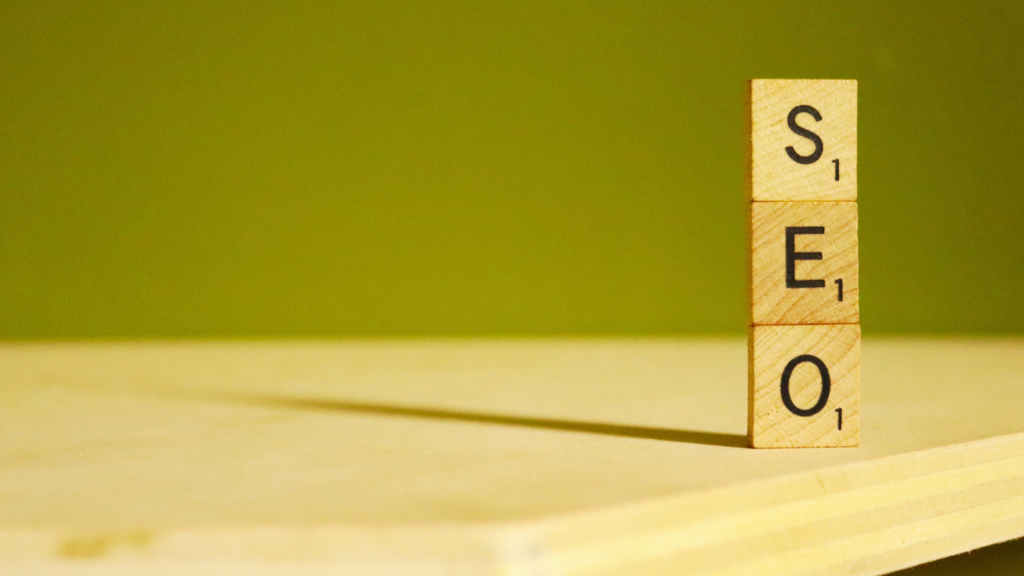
(749, 79, 857, 202)
(1, 338, 1023, 575)
(748, 325, 860, 448)
(750, 201, 859, 325)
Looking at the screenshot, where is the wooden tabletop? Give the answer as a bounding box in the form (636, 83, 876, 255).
(2, 338, 1023, 575)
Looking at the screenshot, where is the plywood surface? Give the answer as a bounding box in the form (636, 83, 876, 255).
(1, 338, 1023, 575)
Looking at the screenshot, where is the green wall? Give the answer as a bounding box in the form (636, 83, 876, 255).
(1, 1, 1021, 338)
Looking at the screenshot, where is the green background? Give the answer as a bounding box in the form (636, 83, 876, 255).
(1, 1, 1021, 338)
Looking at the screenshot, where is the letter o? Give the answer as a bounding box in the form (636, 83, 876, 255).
(780, 354, 831, 417)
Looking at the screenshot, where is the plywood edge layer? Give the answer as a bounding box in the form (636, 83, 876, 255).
(4, 433, 1024, 575)
(510, 432, 1024, 575)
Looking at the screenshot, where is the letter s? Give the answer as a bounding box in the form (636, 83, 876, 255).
(785, 105, 824, 164)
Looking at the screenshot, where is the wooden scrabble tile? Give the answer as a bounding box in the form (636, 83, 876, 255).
(750, 201, 858, 325)
(748, 324, 860, 448)
(748, 79, 857, 202)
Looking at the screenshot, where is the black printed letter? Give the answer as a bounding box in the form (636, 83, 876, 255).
(785, 105, 824, 164)
(780, 355, 831, 417)
(786, 227, 826, 288)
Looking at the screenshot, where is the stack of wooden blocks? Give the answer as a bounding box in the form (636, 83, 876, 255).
(747, 79, 860, 449)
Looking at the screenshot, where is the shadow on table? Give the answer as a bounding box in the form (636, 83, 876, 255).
(216, 393, 748, 448)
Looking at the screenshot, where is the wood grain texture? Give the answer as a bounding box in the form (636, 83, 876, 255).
(748, 324, 860, 448)
(1, 339, 1023, 575)
(749, 79, 857, 202)
(750, 201, 859, 325)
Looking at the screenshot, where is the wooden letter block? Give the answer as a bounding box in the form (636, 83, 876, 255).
(748, 79, 857, 202)
(750, 201, 858, 325)
(748, 324, 860, 448)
